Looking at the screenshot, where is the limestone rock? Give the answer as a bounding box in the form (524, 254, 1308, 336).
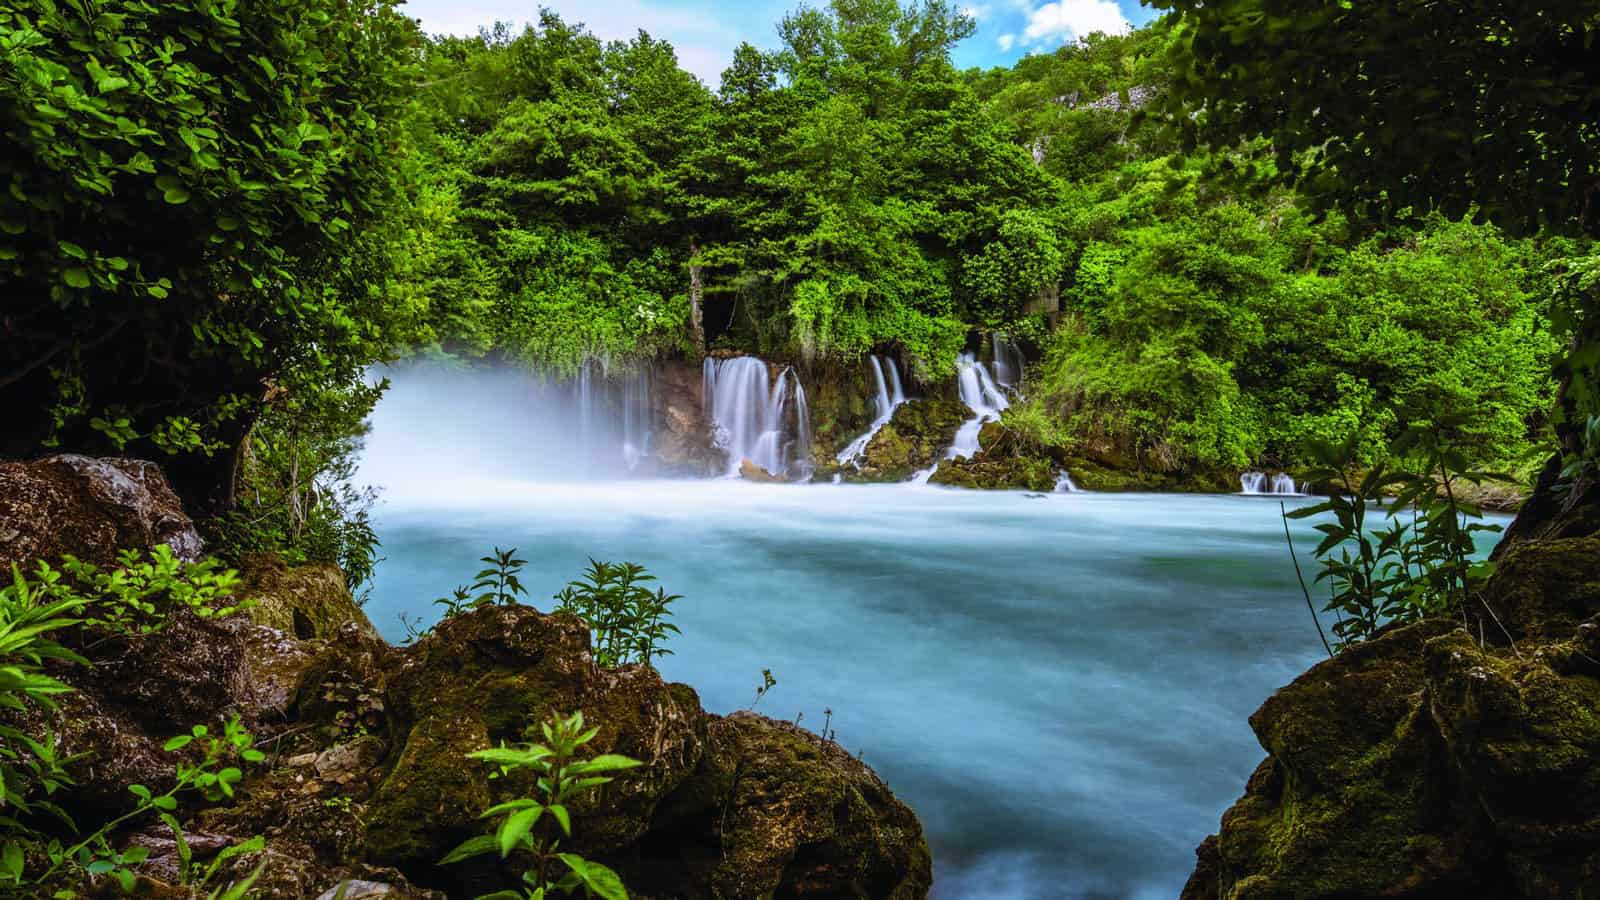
(239, 552, 379, 640)
(0, 454, 201, 571)
(1184, 536, 1600, 899)
(848, 399, 968, 482)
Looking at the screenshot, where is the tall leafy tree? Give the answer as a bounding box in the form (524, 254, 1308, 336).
(0, 0, 421, 510)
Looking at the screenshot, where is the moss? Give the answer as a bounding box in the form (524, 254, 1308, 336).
(239, 552, 378, 640)
(847, 399, 967, 482)
(362, 712, 492, 866)
(927, 453, 1056, 491)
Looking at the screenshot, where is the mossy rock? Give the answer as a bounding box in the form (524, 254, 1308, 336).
(847, 399, 968, 482)
(240, 552, 378, 641)
(618, 712, 932, 900)
(928, 452, 1057, 491)
(1187, 538, 1600, 899)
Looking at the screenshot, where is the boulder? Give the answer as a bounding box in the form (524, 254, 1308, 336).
(358, 604, 931, 898)
(239, 552, 380, 641)
(739, 458, 786, 482)
(1183, 536, 1600, 899)
(848, 399, 968, 482)
(0, 454, 201, 572)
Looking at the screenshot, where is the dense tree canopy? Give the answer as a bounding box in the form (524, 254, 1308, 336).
(0, 0, 420, 508)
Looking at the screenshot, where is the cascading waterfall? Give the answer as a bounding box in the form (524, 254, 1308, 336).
(703, 357, 813, 480)
(836, 355, 908, 465)
(1239, 472, 1301, 495)
(947, 352, 1009, 460)
(1054, 471, 1081, 493)
(990, 335, 1026, 392)
(573, 359, 654, 473)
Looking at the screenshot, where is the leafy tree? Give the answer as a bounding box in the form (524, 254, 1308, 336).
(0, 0, 422, 510)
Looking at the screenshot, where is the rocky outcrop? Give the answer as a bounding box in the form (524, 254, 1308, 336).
(0, 454, 202, 572)
(1182, 535, 1600, 899)
(17, 587, 931, 898)
(239, 552, 378, 641)
(652, 357, 722, 476)
(846, 399, 968, 482)
(928, 422, 1056, 491)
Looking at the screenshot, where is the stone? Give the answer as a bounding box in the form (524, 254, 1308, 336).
(0, 454, 201, 572)
(239, 552, 380, 640)
(848, 399, 968, 482)
(1184, 537, 1600, 899)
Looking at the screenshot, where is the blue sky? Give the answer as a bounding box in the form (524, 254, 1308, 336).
(399, 0, 1158, 84)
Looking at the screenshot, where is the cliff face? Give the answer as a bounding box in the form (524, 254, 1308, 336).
(3, 457, 933, 899)
(1183, 515, 1600, 898)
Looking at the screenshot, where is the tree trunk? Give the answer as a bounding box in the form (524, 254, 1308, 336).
(689, 238, 706, 355)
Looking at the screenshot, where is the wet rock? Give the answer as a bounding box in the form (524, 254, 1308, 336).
(630, 712, 933, 899)
(1185, 539, 1600, 899)
(239, 552, 379, 641)
(652, 357, 722, 476)
(849, 399, 968, 482)
(739, 458, 786, 482)
(0, 454, 201, 571)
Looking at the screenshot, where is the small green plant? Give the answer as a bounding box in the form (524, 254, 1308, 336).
(554, 561, 681, 668)
(473, 548, 529, 607)
(443, 710, 639, 900)
(21, 715, 267, 892)
(50, 545, 248, 637)
(1286, 432, 1504, 650)
(749, 669, 777, 709)
(1557, 413, 1600, 492)
(0, 564, 90, 888)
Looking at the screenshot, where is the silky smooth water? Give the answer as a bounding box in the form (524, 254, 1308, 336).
(358, 366, 1509, 898)
(364, 478, 1369, 898)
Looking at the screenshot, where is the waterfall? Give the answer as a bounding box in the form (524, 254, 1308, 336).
(620, 367, 652, 471)
(703, 357, 813, 480)
(946, 352, 1009, 461)
(572, 359, 653, 473)
(1240, 471, 1301, 495)
(990, 335, 1026, 391)
(837, 355, 909, 466)
(1054, 471, 1081, 493)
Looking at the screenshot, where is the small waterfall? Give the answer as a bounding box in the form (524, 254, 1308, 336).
(1054, 471, 1081, 493)
(837, 355, 908, 465)
(703, 357, 813, 480)
(1240, 471, 1301, 495)
(990, 335, 1026, 391)
(946, 352, 1009, 461)
(620, 367, 652, 471)
(572, 359, 654, 473)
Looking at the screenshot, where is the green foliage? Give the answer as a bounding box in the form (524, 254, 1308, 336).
(750, 669, 777, 710)
(0, 565, 89, 865)
(1286, 433, 1504, 649)
(1153, 0, 1600, 238)
(0, 0, 424, 507)
(444, 710, 639, 900)
(2, 559, 267, 894)
(554, 561, 681, 668)
(50, 546, 247, 637)
(473, 548, 530, 608)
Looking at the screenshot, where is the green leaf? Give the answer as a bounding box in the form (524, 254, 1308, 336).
(497, 807, 543, 857)
(62, 268, 90, 288)
(440, 833, 498, 865)
(557, 853, 628, 900)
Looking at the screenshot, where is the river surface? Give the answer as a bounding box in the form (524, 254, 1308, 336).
(358, 365, 1508, 899)
(365, 478, 1354, 899)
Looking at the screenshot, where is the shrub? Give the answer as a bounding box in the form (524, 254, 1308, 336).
(554, 561, 681, 668)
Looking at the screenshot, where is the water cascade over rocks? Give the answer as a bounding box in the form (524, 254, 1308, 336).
(1239, 471, 1302, 495)
(990, 334, 1026, 391)
(702, 356, 814, 480)
(836, 355, 908, 466)
(947, 352, 1009, 460)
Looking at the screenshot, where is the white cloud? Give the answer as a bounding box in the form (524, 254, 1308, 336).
(961, 3, 992, 20)
(1019, 0, 1130, 46)
(996, 32, 1016, 51)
